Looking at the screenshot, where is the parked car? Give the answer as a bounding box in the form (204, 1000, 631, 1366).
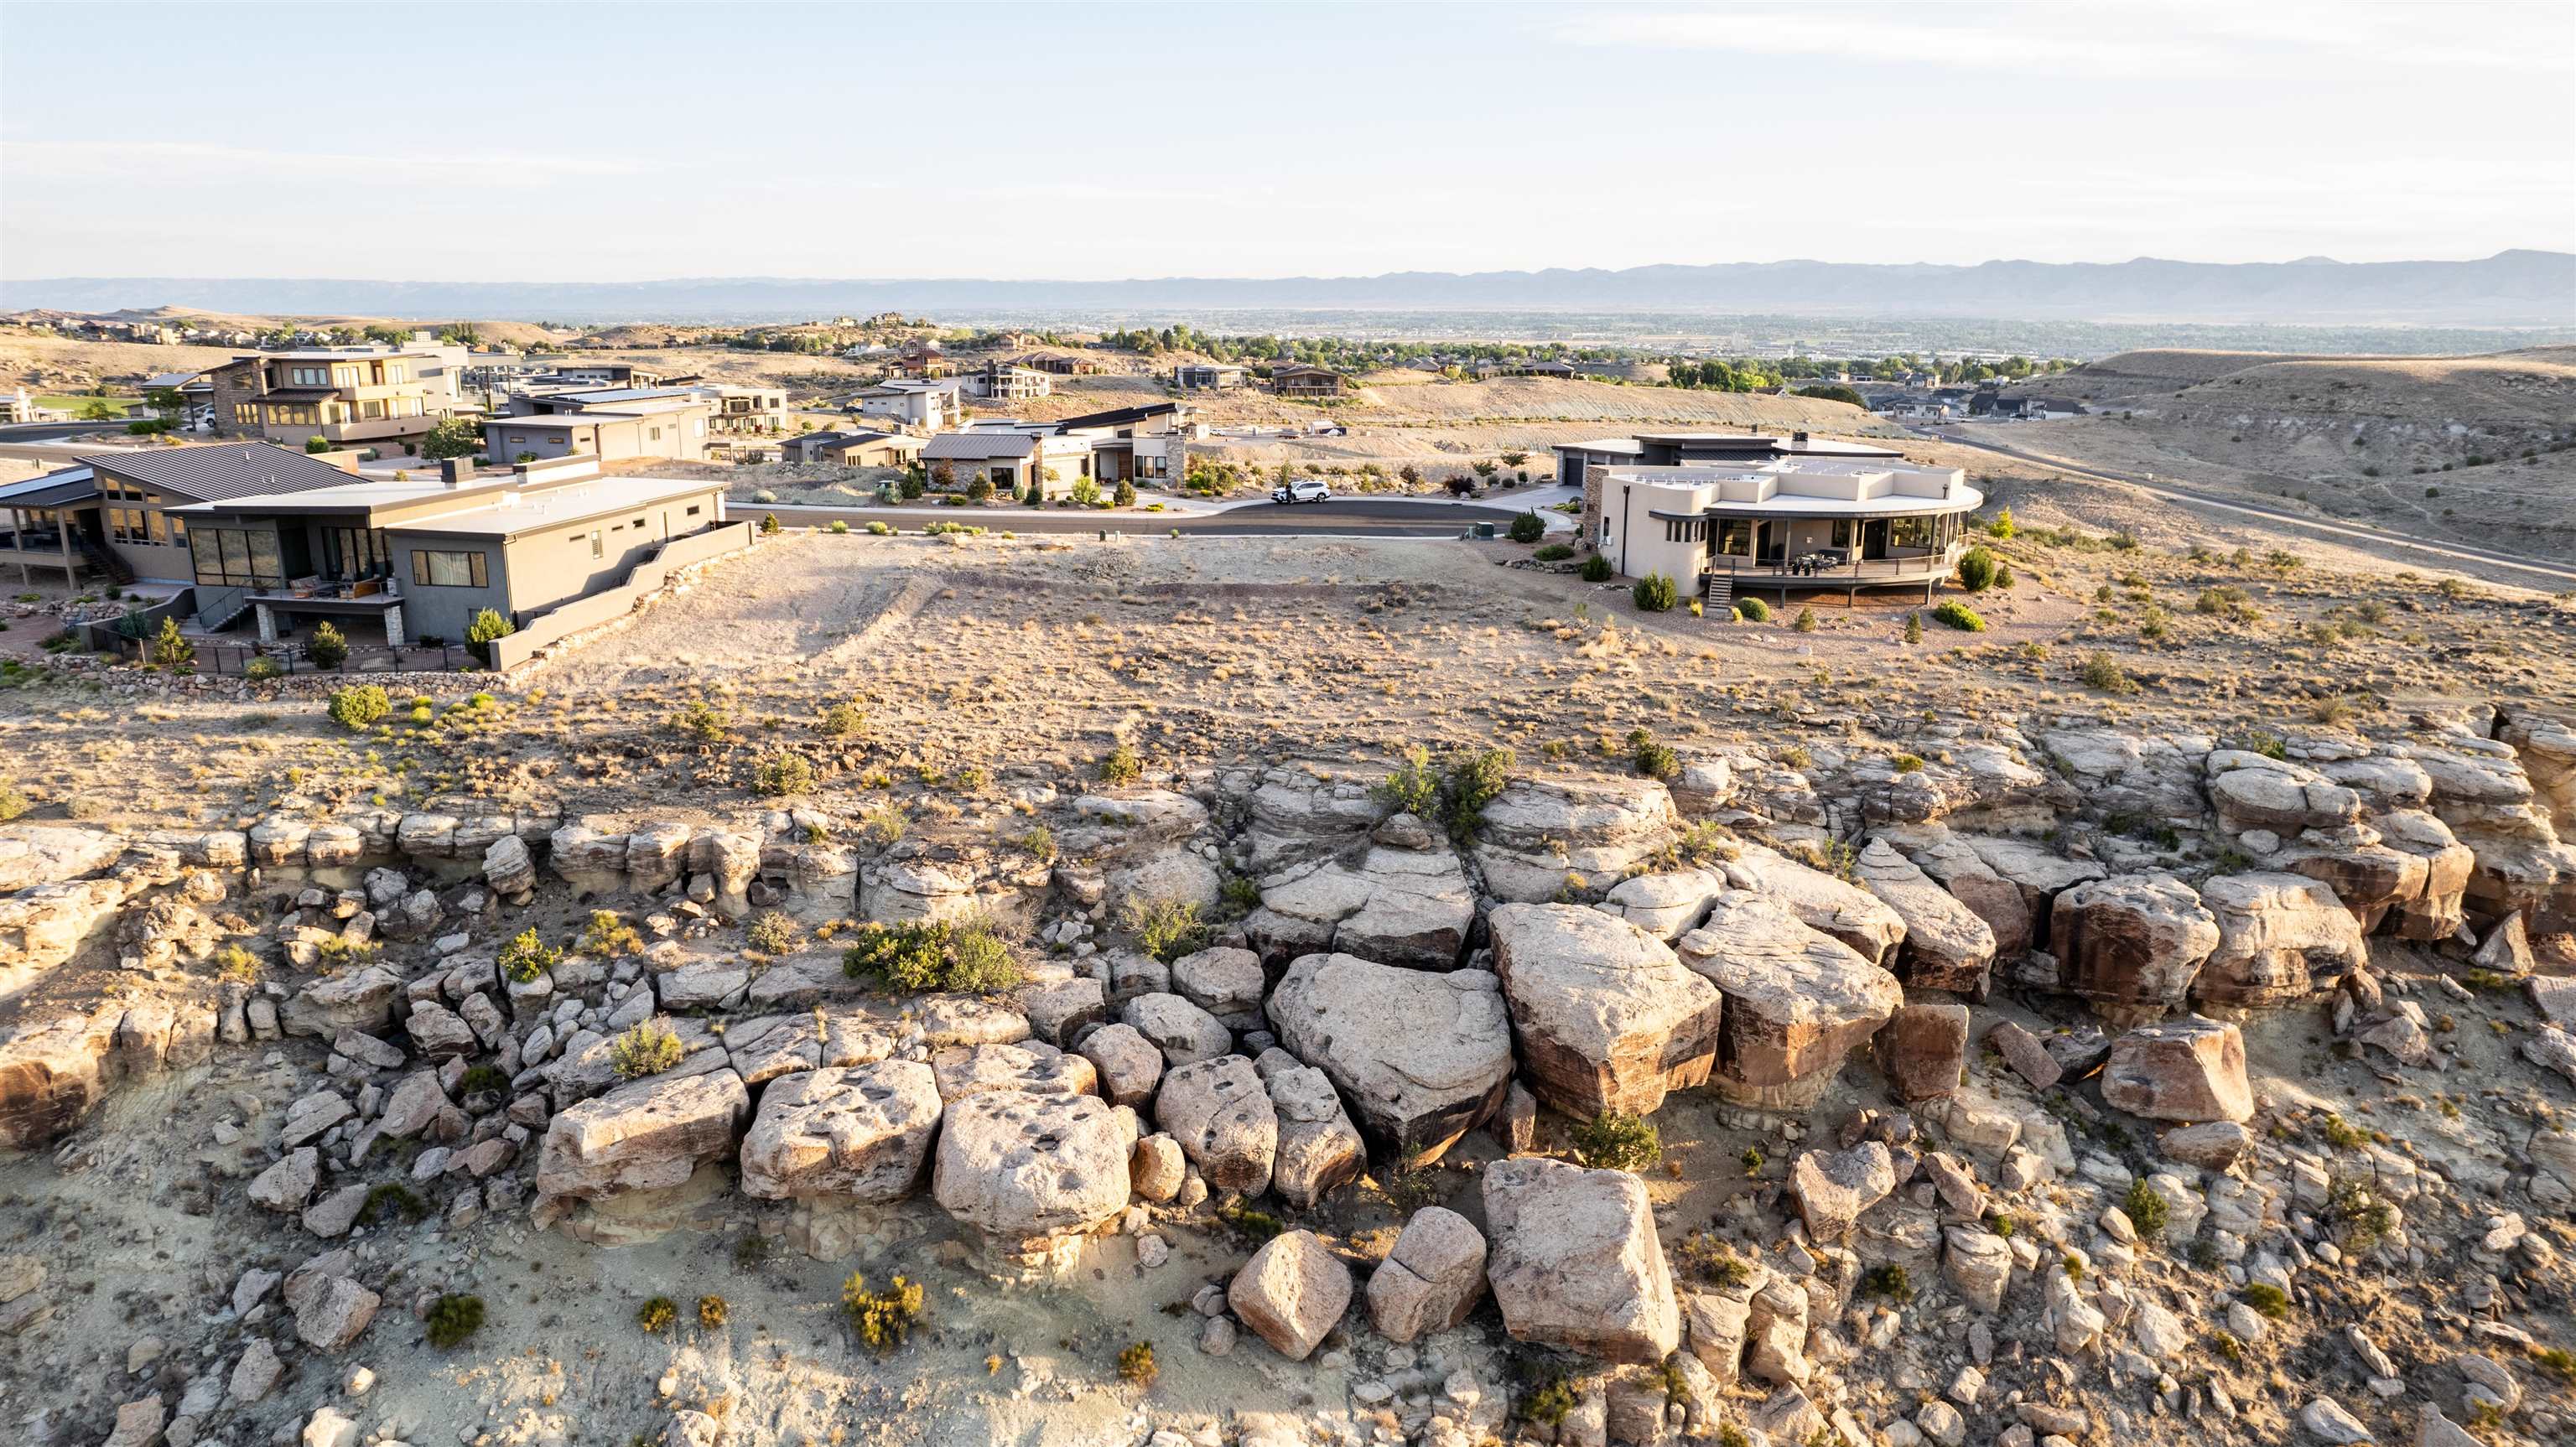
(1271, 478, 1333, 504)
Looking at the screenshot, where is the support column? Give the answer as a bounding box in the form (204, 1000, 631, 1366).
(382, 604, 405, 649)
(254, 603, 278, 644)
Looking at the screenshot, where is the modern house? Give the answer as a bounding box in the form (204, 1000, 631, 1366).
(1053, 402, 1191, 485)
(1555, 431, 1907, 530)
(0, 445, 382, 589)
(202, 347, 462, 451)
(1269, 364, 1347, 399)
(1020, 352, 1104, 376)
(967, 363, 1052, 402)
(1970, 393, 2086, 421)
(1590, 455, 1981, 607)
(850, 379, 967, 430)
(166, 458, 728, 646)
(922, 430, 1094, 498)
(1471, 359, 1576, 380)
(484, 391, 712, 464)
(777, 429, 926, 469)
(1171, 363, 1246, 391)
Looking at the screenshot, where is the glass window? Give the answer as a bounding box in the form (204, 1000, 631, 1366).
(411, 549, 486, 588)
(589, 530, 603, 559)
(1715, 519, 1753, 556)
(1831, 519, 1853, 548)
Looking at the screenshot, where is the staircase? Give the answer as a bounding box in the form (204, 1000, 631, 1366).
(194, 583, 252, 633)
(1701, 570, 1734, 619)
(78, 540, 133, 587)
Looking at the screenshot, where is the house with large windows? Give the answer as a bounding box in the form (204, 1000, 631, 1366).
(0, 444, 372, 589)
(1589, 454, 1981, 609)
(203, 347, 464, 451)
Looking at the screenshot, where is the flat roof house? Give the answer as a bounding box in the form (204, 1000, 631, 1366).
(1555, 430, 1907, 540)
(1052, 402, 1191, 485)
(1171, 363, 1245, 391)
(1269, 363, 1347, 399)
(777, 430, 927, 469)
(850, 379, 966, 431)
(203, 348, 460, 451)
(168, 460, 728, 648)
(486, 390, 712, 464)
(968, 363, 1052, 402)
(1592, 456, 1981, 608)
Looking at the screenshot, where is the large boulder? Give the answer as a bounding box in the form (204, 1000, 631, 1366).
(932, 1090, 1133, 1251)
(2193, 873, 2368, 1009)
(0, 826, 124, 892)
(1487, 903, 1722, 1118)
(1789, 1140, 1898, 1239)
(1169, 947, 1266, 1030)
(534, 1069, 750, 1204)
(1602, 868, 1728, 941)
(2043, 874, 2220, 1022)
(1872, 825, 2037, 959)
(1961, 836, 2106, 953)
(930, 1041, 1097, 1103)
(2036, 727, 2211, 825)
(1265, 952, 1514, 1164)
(280, 966, 402, 1040)
(2416, 735, 2576, 932)
(1482, 1157, 1680, 1364)
(738, 1062, 942, 1203)
(2100, 1017, 2254, 1123)
(1854, 839, 1997, 993)
(1674, 892, 1899, 1110)
(1253, 1049, 1366, 1209)
(2205, 751, 2366, 838)
(1122, 992, 1233, 1068)
(1875, 1002, 1970, 1104)
(1719, 844, 1908, 969)
(1243, 846, 1476, 970)
(1154, 1055, 1277, 1197)
(1228, 1229, 1353, 1361)
(1366, 1206, 1489, 1344)
(1472, 776, 1680, 903)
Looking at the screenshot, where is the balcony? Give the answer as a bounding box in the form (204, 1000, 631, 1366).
(319, 415, 433, 442)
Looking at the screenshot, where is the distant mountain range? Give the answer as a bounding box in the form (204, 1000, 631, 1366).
(5, 251, 2568, 325)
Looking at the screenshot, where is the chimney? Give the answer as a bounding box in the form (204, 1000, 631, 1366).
(442, 458, 476, 489)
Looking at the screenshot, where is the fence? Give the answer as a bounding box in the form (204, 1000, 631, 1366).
(73, 589, 199, 652)
(119, 635, 476, 677)
(486, 521, 754, 670)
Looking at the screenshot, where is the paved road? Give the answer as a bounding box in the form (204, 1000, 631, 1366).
(1927, 428, 2576, 589)
(0, 421, 130, 445)
(761, 496, 1546, 539)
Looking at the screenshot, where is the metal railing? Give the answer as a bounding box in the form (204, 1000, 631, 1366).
(1705, 549, 1956, 583)
(122, 636, 476, 677)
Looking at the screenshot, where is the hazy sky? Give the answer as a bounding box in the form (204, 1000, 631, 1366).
(4, 0, 2570, 281)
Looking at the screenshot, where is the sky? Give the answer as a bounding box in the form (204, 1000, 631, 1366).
(3, 0, 2571, 282)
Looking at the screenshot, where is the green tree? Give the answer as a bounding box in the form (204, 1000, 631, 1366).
(77, 399, 118, 422)
(1112, 478, 1136, 507)
(150, 616, 195, 669)
(465, 609, 516, 662)
(419, 418, 484, 460)
(308, 621, 349, 668)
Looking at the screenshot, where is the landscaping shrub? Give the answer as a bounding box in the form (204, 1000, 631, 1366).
(1904, 613, 1924, 644)
(308, 621, 349, 668)
(243, 656, 283, 682)
(1930, 600, 1987, 631)
(610, 1019, 684, 1078)
(1572, 1110, 1661, 1172)
(1631, 571, 1679, 611)
(1986, 506, 2016, 538)
(1113, 479, 1137, 508)
(1733, 596, 1769, 622)
(465, 608, 516, 662)
(1793, 606, 1818, 632)
(327, 684, 390, 731)
(759, 512, 781, 535)
(1579, 552, 1614, 583)
(1507, 511, 1546, 543)
(1532, 543, 1574, 562)
(829, 519, 849, 534)
(1955, 546, 1997, 592)
(425, 1294, 486, 1348)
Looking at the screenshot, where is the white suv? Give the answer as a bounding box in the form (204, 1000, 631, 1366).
(1270, 478, 1333, 505)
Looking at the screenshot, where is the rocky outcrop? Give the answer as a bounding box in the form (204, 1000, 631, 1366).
(2040, 874, 2220, 1022)
(1873, 825, 2038, 958)
(1366, 1206, 1488, 1344)
(1718, 844, 1908, 970)
(1265, 952, 1514, 1164)
(2416, 734, 2576, 933)
(534, 1069, 750, 1205)
(1253, 1049, 1365, 1209)
(1482, 1157, 1680, 1364)
(930, 1041, 1097, 1103)
(1487, 903, 1722, 1118)
(1675, 893, 1899, 1110)
(1961, 835, 2106, 954)
(2038, 727, 2211, 825)
(1789, 1141, 1897, 1239)
(2193, 872, 2368, 1009)
(1472, 777, 1678, 903)
(1238, 766, 1388, 872)
(1854, 839, 1996, 992)
(1244, 843, 1474, 971)
(1601, 867, 1727, 941)
(1875, 1002, 1970, 1104)
(2100, 1017, 2254, 1123)
(738, 1063, 942, 1202)
(0, 825, 125, 893)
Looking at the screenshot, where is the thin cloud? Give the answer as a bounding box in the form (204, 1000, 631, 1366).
(2, 138, 650, 184)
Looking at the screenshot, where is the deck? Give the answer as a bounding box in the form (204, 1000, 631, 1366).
(1702, 550, 1955, 603)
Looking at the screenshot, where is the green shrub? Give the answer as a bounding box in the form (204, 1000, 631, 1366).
(1956, 546, 1997, 592)
(459, 1064, 508, 1095)
(751, 751, 816, 796)
(1632, 571, 1679, 611)
(817, 700, 865, 736)
(1524, 1377, 1580, 1429)
(1571, 1110, 1661, 1172)
(1986, 506, 2016, 538)
(746, 911, 800, 954)
(1113, 479, 1137, 508)
(840, 918, 1021, 993)
(360, 1182, 426, 1225)
(867, 520, 893, 536)
(327, 683, 390, 731)
(1930, 599, 1987, 631)
(1124, 895, 1208, 964)
(1374, 744, 1443, 817)
(499, 927, 559, 983)
(2123, 1178, 2169, 1242)
(1442, 747, 1514, 844)
(759, 512, 781, 535)
(1793, 606, 1818, 632)
(425, 1293, 486, 1348)
(308, 621, 349, 668)
(1734, 596, 1769, 622)
(1507, 511, 1547, 543)
(1532, 543, 1575, 562)
(697, 1295, 728, 1329)
(1629, 728, 1680, 781)
(2240, 1282, 2290, 1319)
(610, 1019, 685, 1078)
(244, 656, 283, 682)
(0, 781, 30, 822)
(1117, 1341, 1157, 1387)
(579, 910, 641, 958)
(1861, 1263, 1915, 1303)
(829, 519, 849, 534)
(672, 698, 729, 740)
(1579, 552, 1614, 583)
(1098, 742, 1142, 786)
(2080, 651, 2137, 693)
(638, 1295, 678, 1333)
(465, 608, 516, 661)
(842, 1273, 923, 1354)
